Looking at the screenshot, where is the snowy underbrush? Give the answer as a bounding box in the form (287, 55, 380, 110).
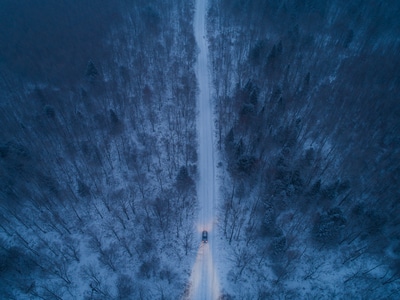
(207, 0, 400, 298)
(214, 158, 399, 299)
(215, 198, 396, 298)
(0, 1, 200, 299)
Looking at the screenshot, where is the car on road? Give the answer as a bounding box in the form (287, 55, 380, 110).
(202, 230, 208, 243)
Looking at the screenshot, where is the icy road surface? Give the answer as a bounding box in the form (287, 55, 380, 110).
(187, 0, 220, 299)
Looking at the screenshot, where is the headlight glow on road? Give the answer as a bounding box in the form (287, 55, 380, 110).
(184, 229, 221, 300)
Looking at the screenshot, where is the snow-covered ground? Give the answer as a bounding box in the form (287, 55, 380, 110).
(187, 0, 221, 299)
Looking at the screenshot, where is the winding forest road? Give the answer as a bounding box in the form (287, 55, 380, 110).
(188, 0, 220, 299)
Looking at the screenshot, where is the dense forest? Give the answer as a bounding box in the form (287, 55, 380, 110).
(1, 0, 399, 299)
(0, 0, 198, 298)
(208, 0, 400, 298)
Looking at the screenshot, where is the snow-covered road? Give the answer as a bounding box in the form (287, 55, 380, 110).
(187, 0, 220, 299)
